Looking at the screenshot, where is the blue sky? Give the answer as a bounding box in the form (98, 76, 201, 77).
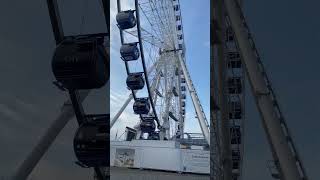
(110, 0, 210, 139)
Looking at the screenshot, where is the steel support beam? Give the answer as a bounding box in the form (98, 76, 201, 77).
(12, 91, 90, 180)
(223, 0, 303, 179)
(110, 94, 133, 128)
(177, 54, 210, 144)
(216, 0, 233, 180)
(177, 62, 184, 138)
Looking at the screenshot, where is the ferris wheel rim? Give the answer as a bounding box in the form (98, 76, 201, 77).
(116, 0, 186, 138)
(134, 0, 185, 137)
(133, 0, 161, 127)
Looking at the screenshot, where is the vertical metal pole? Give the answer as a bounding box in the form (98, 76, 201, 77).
(163, 53, 169, 138)
(215, 1, 233, 180)
(164, 73, 175, 138)
(177, 59, 184, 138)
(211, 0, 223, 179)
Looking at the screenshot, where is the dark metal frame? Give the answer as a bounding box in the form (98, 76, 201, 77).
(47, 0, 110, 179)
(116, 0, 161, 128)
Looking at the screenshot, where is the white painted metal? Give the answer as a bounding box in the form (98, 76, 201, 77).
(111, 93, 134, 128)
(161, 53, 170, 139)
(162, 63, 175, 138)
(151, 74, 161, 105)
(177, 64, 184, 138)
(223, 0, 303, 179)
(177, 53, 210, 144)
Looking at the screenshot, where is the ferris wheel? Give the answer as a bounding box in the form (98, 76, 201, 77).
(112, 0, 210, 142)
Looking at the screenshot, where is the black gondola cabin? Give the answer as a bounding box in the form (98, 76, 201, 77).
(133, 98, 150, 114)
(148, 131, 160, 140)
(73, 121, 109, 167)
(116, 10, 137, 30)
(126, 72, 145, 90)
(52, 36, 109, 90)
(140, 120, 156, 133)
(120, 43, 140, 61)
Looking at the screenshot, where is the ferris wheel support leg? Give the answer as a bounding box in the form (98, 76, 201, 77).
(177, 64, 184, 138)
(110, 93, 133, 128)
(177, 54, 210, 144)
(163, 57, 170, 138)
(11, 91, 90, 180)
(151, 74, 161, 104)
(223, 0, 302, 179)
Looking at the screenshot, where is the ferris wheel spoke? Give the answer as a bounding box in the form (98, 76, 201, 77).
(138, 0, 176, 46)
(123, 28, 164, 48)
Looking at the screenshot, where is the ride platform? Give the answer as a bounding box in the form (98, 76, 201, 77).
(110, 140, 209, 175)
